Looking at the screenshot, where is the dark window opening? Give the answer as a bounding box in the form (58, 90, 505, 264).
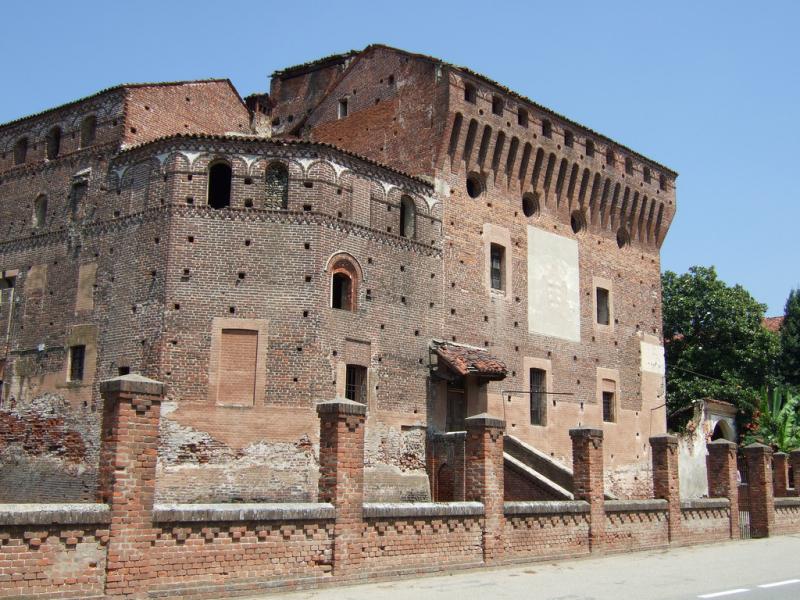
(332, 272, 353, 311)
(338, 98, 348, 119)
(80, 115, 97, 148)
(118, 366, 131, 376)
(564, 130, 574, 147)
(69, 345, 86, 382)
(522, 193, 539, 217)
(466, 173, 483, 198)
(265, 162, 289, 209)
(643, 166, 651, 183)
(345, 364, 367, 404)
(464, 82, 477, 103)
(542, 119, 552, 138)
(208, 162, 232, 209)
(400, 195, 415, 238)
(659, 174, 667, 191)
(602, 390, 615, 423)
(13, 138, 28, 165)
(625, 157, 633, 175)
(446, 382, 466, 432)
(606, 147, 615, 166)
(596, 287, 610, 325)
(490, 244, 505, 291)
(518, 108, 528, 127)
(492, 96, 504, 116)
(530, 368, 546, 426)
(570, 210, 586, 234)
(46, 127, 62, 159)
(586, 139, 595, 157)
(0, 275, 15, 290)
(616, 227, 631, 248)
(70, 181, 87, 220)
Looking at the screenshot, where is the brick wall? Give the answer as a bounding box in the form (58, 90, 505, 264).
(504, 502, 590, 561)
(604, 502, 669, 552)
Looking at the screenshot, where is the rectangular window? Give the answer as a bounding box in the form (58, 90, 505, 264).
(464, 83, 476, 103)
(530, 368, 546, 426)
(69, 345, 86, 382)
(492, 96, 504, 116)
(338, 98, 348, 119)
(518, 108, 528, 127)
(490, 244, 505, 291)
(345, 364, 367, 404)
(596, 287, 610, 325)
(602, 389, 615, 423)
(118, 366, 130, 376)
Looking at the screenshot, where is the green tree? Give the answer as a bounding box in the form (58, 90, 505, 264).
(779, 288, 800, 387)
(742, 387, 800, 452)
(662, 266, 780, 430)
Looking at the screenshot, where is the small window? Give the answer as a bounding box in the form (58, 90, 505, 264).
(466, 173, 483, 198)
(596, 287, 610, 326)
(586, 139, 595, 157)
(33, 194, 47, 228)
(659, 173, 667, 191)
(530, 368, 546, 426)
(118, 366, 131, 376)
(542, 119, 552, 138)
(564, 130, 574, 147)
(464, 82, 477, 103)
(490, 244, 505, 291)
(80, 115, 97, 148)
(602, 388, 616, 423)
(13, 138, 28, 165)
(643, 166, 651, 183)
(492, 96, 504, 116)
(345, 364, 367, 404)
(69, 345, 86, 382)
(0, 274, 15, 290)
(518, 108, 528, 127)
(46, 127, 62, 159)
(70, 181, 87, 220)
(332, 273, 352, 310)
(400, 195, 416, 238)
(606, 147, 615, 166)
(522, 192, 539, 217)
(338, 98, 349, 119)
(265, 162, 289, 209)
(208, 161, 232, 209)
(625, 157, 633, 175)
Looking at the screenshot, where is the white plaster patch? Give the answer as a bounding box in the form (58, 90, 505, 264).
(239, 154, 260, 172)
(640, 342, 666, 375)
(178, 151, 203, 167)
(329, 162, 349, 178)
(527, 226, 580, 342)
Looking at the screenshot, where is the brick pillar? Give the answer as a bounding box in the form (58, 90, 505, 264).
(317, 399, 366, 575)
(570, 428, 604, 553)
(790, 449, 800, 496)
(743, 443, 775, 538)
(706, 439, 739, 539)
(464, 414, 505, 564)
(650, 435, 681, 544)
(98, 374, 165, 597)
(773, 452, 789, 498)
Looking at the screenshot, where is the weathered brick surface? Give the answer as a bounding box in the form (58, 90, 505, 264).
(604, 502, 669, 553)
(706, 439, 739, 539)
(504, 504, 590, 561)
(744, 443, 775, 539)
(680, 504, 731, 543)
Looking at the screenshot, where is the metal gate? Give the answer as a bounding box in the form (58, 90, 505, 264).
(739, 510, 751, 539)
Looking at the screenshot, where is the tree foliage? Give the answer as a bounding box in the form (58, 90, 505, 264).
(741, 387, 800, 452)
(779, 288, 800, 387)
(662, 266, 780, 430)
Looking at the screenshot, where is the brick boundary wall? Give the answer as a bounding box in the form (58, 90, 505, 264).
(1, 374, 800, 598)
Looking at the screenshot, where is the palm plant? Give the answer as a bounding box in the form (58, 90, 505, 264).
(742, 387, 800, 452)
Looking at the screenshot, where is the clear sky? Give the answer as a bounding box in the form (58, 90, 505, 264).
(1, 1, 797, 315)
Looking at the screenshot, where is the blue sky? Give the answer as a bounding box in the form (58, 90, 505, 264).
(2, 1, 797, 315)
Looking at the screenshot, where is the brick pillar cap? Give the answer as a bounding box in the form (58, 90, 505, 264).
(316, 398, 367, 416)
(464, 413, 505, 429)
(569, 427, 603, 439)
(707, 439, 737, 448)
(649, 434, 679, 445)
(790, 449, 800, 456)
(774, 451, 789, 457)
(99, 373, 164, 397)
(743, 442, 773, 454)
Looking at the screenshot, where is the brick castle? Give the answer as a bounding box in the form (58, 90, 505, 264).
(0, 44, 676, 505)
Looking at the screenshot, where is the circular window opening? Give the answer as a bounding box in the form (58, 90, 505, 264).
(616, 227, 631, 248)
(570, 210, 586, 234)
(522, 192, 539, 217)
(466, 173, 483, 198)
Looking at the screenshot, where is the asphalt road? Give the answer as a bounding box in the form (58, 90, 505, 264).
(248, 535, 800, 600)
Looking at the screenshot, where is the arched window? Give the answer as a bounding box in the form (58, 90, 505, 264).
(466, 172, 483, 198)
(265, 162, 289, 209)
(80, 115, 97, 148)
(329, 255, 360, 311)
(207, 161, 232, 209)
(13, 137, 28, 165)
(522, 192, 539, 218)
(70, 181, 87, 221)
(46, 127, 61, 159)
(33, 194, 47, 228)
(399, 195, 416, 238)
